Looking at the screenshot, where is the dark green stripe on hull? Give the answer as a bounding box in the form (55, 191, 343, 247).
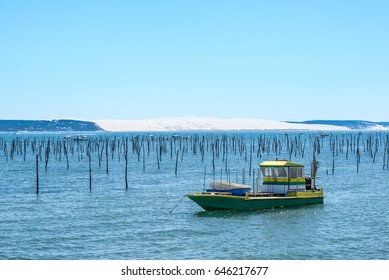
(186, 195, 324, 211)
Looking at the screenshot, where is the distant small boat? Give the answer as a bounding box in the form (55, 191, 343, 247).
(187, 160, 324, 211)
(63, 135, 88, 141)
(74, 135, 88, 141)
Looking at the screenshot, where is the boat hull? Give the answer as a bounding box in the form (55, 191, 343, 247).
(186, 193, 324, 211)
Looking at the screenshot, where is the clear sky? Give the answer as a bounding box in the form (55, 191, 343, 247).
(1, 0, 388, 121)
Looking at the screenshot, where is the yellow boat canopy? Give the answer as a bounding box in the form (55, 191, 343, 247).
(260, 160, 304, 168)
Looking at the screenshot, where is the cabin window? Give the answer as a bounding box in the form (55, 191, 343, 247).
(290, 168, 297, 178)
(261, 167, 287, 177)
(261, 167, 272, 177)
(275, 167, 287, 177)
(290, 167, 303, 178)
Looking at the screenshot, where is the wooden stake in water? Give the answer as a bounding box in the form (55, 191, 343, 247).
(45, 139, 50, 171)
(142, 143, 146, 172)
(36, 155, 39, 195)
(249, 140, 253, 177)
(63, 140, 69, 170)
(156, 147, 160, 170)
(175, 149, 179, 176)
(106, 140, 109, 175)
(220, 168, 222, 190)
(124, 137, 129, 190)
(88, 142, 92, 191)
(89, 154, 92, 191)
(211, 142, 215, 171)
(203, 167, 207, 192)
(252, 168, 255, 189)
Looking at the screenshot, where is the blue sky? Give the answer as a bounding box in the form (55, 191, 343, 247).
(1, 0, 388, 121)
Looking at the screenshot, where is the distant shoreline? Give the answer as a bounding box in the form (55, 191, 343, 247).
(1, 118, 389, 132)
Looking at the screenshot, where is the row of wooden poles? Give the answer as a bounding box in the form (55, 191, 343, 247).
(5, 132, 387, 164)
(1, 132, 389, 194)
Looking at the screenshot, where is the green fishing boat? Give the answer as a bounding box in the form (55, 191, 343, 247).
(186, 160, 324, 211)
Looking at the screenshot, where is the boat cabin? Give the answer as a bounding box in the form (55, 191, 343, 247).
(259, 160, 309, 195)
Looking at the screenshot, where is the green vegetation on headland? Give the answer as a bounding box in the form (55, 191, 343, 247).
(0, 119, 103, 132)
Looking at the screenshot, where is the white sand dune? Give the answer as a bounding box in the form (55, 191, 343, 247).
(94, 117, 350, 132)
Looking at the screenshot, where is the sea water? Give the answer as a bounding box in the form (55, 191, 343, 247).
(0, 131, 388, 260)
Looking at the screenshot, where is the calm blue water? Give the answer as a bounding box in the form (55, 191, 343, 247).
(0, 131, 388, 260)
